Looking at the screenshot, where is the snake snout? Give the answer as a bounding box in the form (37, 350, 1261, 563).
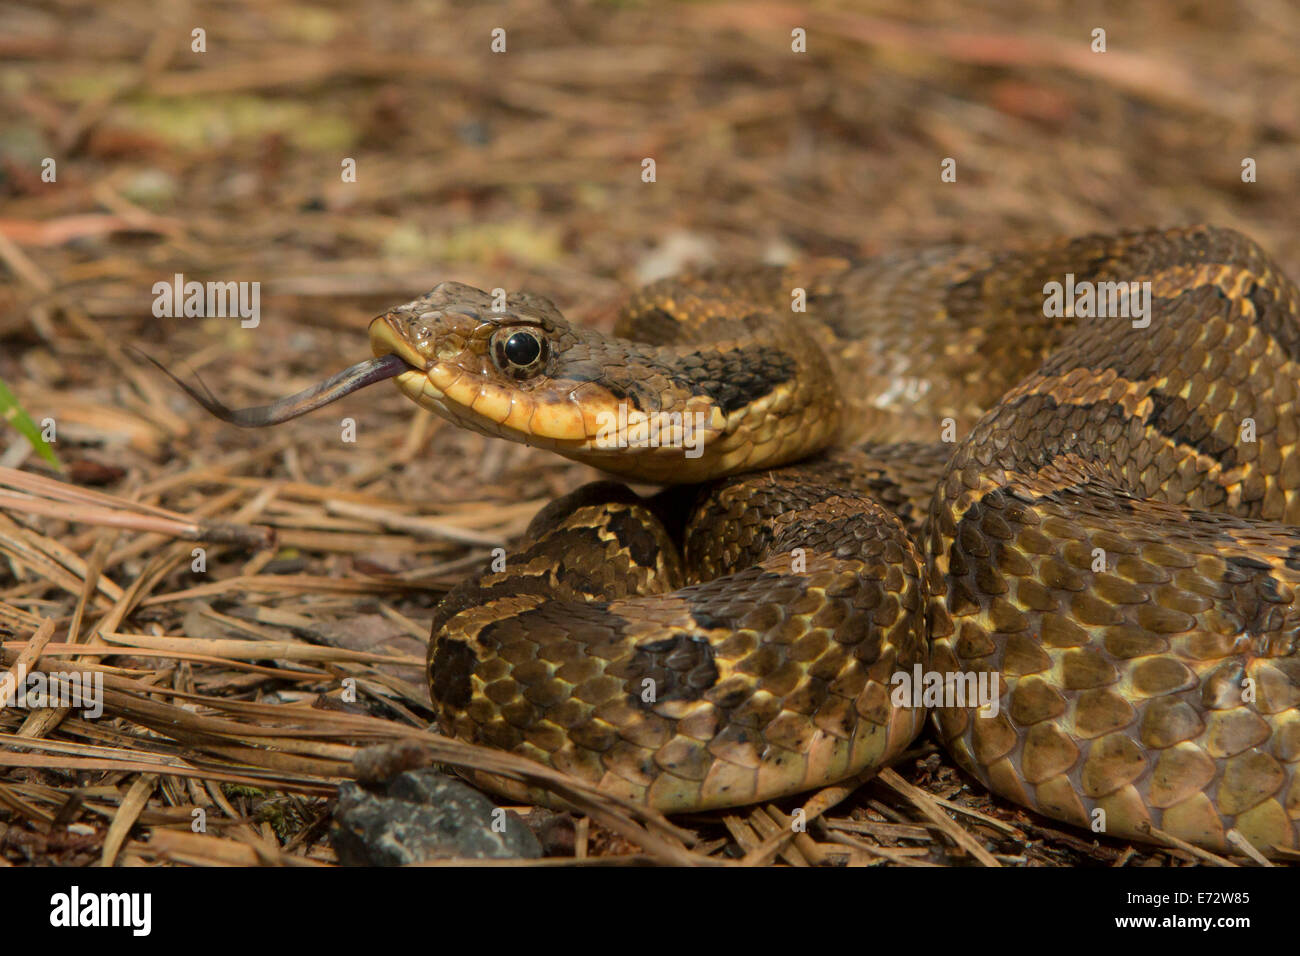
(368, 310, 434, 369)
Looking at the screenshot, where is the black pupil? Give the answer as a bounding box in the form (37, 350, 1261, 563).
(503, 331, 541, 366)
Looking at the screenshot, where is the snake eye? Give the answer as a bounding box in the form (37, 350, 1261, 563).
(491, 328, 548, 378)
(504, 331, 541, 366)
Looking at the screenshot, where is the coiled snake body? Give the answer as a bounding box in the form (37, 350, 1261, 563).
(159, 226, 1300, 857)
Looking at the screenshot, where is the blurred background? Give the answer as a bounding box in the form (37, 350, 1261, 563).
(2, 0, 1298, 489)
(0, 0, 1297, 864)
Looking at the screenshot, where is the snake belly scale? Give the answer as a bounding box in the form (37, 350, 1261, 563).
(158, 225, 1300, 857)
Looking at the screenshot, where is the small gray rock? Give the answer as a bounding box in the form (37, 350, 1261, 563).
(331, 769, 542, 865)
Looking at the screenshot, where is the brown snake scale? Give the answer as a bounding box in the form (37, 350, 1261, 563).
(164, 225, 1300, 857)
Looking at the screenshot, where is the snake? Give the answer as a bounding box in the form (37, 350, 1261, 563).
(148, 225, 1300, 858)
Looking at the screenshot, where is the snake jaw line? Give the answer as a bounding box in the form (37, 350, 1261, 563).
(371, 288, 744, 471)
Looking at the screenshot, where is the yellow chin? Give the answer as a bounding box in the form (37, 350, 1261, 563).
(395, 366, 593, 445)
(378, 331, 728, 470)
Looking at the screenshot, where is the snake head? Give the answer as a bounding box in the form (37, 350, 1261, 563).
(369, 282, 728, 478)
(369, 282, 572, 436)
(142, 280, 833, 484)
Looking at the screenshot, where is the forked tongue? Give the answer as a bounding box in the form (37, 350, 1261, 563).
(129, 348, 410, 427)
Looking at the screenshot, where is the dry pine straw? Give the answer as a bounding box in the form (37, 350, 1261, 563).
(0, 467, 1290, 868)
(3, 0, 1296, 867)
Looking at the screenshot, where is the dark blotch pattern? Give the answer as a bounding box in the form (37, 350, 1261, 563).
(1243, 279, 1300, 363)
(627, 634, 720, 707)
(674, 344, 797, 414)
(685, 570, 796, 629)
(1144, 390, 1238, 469)
(1285, 544, 1300, 572)
(429, 638, 476, 710)
(1222, 556, 1289, 636)
(604, 507, 664, 568)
